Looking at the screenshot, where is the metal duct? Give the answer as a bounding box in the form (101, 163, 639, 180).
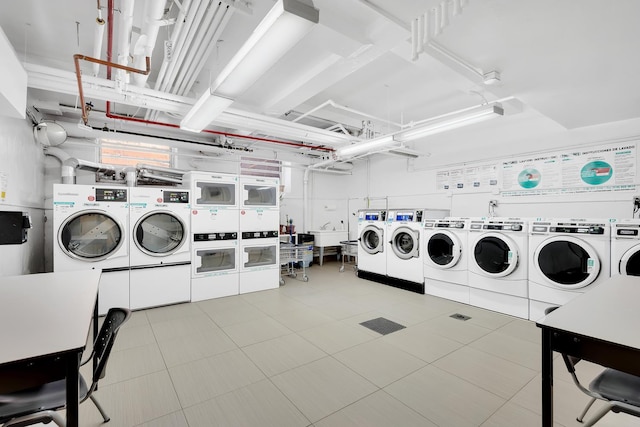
(62, 158, 118, 184)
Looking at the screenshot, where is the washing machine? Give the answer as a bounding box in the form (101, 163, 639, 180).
(357, 209, 387, 276)
(611, 219, 640, 276)
(528, 218, 611, 321)
(129, 187, 191, 310)
(53, 183, 129, 315)
(467, 217, 529, 319)
(423, 217, 470, 304)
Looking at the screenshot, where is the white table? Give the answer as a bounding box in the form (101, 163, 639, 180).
(0, 270, 101, 427)
(536, 274, 640, 426)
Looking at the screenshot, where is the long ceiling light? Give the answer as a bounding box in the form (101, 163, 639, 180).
(396, 104, 504, 142)
(336, 135, 395, 157)
(180, 0, 319, 133)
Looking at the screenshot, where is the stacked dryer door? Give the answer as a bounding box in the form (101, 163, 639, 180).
(611, 220, 640, 277)
(183, 172, 240, 301)
(467, 218, 529, 319)
(239, 176, 280, 294)
(129, 187, 191, 310)
(528, 219, 611, 320)
(53, 184, 129, 315)
(423, 218, 470, 303)
(356, 210, 387, 276)
(386, 209, 423, 284)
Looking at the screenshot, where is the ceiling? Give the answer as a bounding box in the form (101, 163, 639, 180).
(1, 0, 639, 164)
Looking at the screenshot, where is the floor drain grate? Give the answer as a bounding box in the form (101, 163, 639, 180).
(450, 313, 471, 321)
(360, 317, 406, 335)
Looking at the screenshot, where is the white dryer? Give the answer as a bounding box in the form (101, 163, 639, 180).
(467, 217, 529, 319)
(423, 217, 470, 304)
(183, 171, 239, 232)
(357, 209, 387, 276)
(239, 175, 280, 231)
(611, 219, 640, 276)
(528, 218, 611, 321)
(192, 231, 239, 301)
(240, 230, 280, 294)
(129, 187, 191, 310)
(386, 209, 424, 284)
(53, 183, 129, 315)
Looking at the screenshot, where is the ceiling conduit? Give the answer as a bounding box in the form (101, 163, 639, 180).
(132, 0, 167, 87)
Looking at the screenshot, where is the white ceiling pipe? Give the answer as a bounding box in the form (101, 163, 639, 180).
(132, 0, 167, 87)
(175, 5, 234, 96)
(293, 99, 403, 129)
(92, 4, 106, 76)
(174, 2, 230, 95)
(116, 0, 136, 84)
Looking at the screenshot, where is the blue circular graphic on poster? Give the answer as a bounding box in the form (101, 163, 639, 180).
(518, 168, 541, 189)
(581, 161, 612, 185)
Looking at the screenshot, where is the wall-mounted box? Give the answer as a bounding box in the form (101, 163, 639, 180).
(0, 211, 31, 244)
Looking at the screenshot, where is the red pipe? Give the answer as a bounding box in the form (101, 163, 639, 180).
(97, 0, 333, 153)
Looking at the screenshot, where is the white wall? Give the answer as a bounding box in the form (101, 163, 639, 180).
(0, 117, 45, 276)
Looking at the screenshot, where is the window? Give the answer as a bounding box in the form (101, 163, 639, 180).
(99, 138, 173, 168)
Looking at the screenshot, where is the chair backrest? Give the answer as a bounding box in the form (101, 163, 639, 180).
(91, 307, 131, 385)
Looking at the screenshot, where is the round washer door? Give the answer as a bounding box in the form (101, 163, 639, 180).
(533, 236, 601, 289)
(134, 211, 187, 256)
(390, 226, 419, 260)
(619, 244, 640, 276)
(472, 232, 519, 278)
(425, 230, 462, 269)
(359, 225, 384, 255)
(58, 210, 124, 261)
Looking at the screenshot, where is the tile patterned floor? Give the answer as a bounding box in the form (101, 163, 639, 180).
(66, 261, 640, 426)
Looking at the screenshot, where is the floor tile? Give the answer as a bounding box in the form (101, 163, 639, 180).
(271, 356, 378, 422)
(183, 379, 310, 427)
(168, 349, 265, 407)
(222, 316, 292, 347)
(385, 365, 505, 427)
(480, 401, 558, 427)
(333, 339, 427, 387)
(135, 410, 189, 427)
(298, 320, 376, 354)
(313, 298, 372, 320)
(433, 346, 537, 399)
(468, 330, 542, 371)
(200, 300, 269, 327)
(113, 322, 157, 351)
(382, 323, 464, 363)
(100, 342, 167, 386)
(150, 314, 220, 342)
(497, 318, 542, 345)
(418, 313, 493, 344)
(144, 302, 204, 323)
(271, 306, 334, 332)
(315, 390, 436, 427)
(242, 333, 327, 377)
(156, 326, 238, 368)
(456, 305, 515, 330)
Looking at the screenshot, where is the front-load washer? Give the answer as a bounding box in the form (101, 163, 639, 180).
(467, 217, 529, 319)
(129, 187, 191, 310)
(53, 183, 129, 314)
(192, 231, 239, 301)
(356, 209, 387, 277)
(528, 218, 611, 320)
(423, 217, 470, 304)
(240, 230, 280, 294)
(386, 209, 423, 285)
(611, 219, 640, 276)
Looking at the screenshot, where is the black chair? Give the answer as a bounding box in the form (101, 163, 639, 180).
(0, 307, 131, 427)
(545, 306, 640, 426)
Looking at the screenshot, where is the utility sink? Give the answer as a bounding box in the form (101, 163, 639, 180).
(308, 230, 348, 248)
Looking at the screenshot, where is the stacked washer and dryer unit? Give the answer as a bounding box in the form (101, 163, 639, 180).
(184, 172, 240, 301)
(528, 218, 611, 321)
(467, 217, 530, 319)
(53, 184, 130, 315)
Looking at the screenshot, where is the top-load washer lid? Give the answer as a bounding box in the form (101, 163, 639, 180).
(619, 244, 640, 276)
(59, 210, 124, 261)
(533, 235, 601, 288)
(472, 232, 519, 277)
(134, 212, 187, 256)
(360, 225, 384, 254)
(426, 230, 462, 269)
(390, 226, 419, 259)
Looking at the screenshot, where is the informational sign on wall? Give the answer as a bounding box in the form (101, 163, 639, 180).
(0, 172, 7, 202)
(434, 142, 637, 196)
(501, 143, 636, 196)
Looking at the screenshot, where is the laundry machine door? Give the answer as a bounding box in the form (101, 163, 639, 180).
(619, 244, 640, 276)
(472, 232, 518, 277)
(58, 210, 124, 261)
(194, 181, 237, 207)
(134, 212, 187, 256)
(425, 231, 461, 269)
(359, 225, 384, 254)
(533, 236, 601, 289)
(390, 227, 419, 260)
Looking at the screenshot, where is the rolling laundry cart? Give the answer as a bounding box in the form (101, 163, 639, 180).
(339, 240, 358, 272)
(280, 243, 312, 284)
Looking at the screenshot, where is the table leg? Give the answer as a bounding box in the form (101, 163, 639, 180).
(66, 352, 81, 427)
(541, 327, 553, 427)
(319, 247, 324, 266)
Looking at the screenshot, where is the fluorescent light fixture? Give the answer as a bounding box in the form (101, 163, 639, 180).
(396, 104, 504, 142)
(180, 0, 319, 132)
(180, 91, 234, 133)
(336, 135, 395, 157)
(483, 70, 501, 85)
